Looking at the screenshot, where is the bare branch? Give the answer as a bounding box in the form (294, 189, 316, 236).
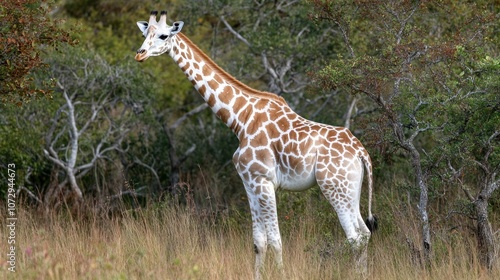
(344, 97, 357, 129)
(78, 102, 103, 137)
(45, 105, 67, 147)
(462, 185, 475, 202)
(133, 158, 161, 188)
(220, 15, 251, 47)
(309, 91, 336, 119)
(277, 0, 299, 12)
(384, 1, 420, 45)
(17, 186, 42, 204)
(170, 103, 209, 130)
(14, 167, 42, 204)
(108, 186, 147, 200)
(445, 209, 476, 221)
(43, 149, 66, 169)
(295, 27, 309, 45)
(179, 144, 197, 164)
(484, 130, 500, 163)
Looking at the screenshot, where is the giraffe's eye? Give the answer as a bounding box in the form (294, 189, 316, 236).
(158, 34, 169, 40)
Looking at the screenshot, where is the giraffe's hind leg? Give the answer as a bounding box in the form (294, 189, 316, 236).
(316, 159, 371, 275)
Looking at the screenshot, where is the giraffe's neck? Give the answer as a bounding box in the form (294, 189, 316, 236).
(168, 33, 286, 137)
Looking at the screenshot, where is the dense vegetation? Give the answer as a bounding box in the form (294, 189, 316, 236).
(1, 0, 498, 276)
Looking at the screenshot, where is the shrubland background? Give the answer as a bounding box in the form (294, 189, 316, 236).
(1, 0, 499, 278)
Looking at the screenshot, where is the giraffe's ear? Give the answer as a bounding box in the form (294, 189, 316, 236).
(171, 21, 184, 34)
(137, 21, 149, 33)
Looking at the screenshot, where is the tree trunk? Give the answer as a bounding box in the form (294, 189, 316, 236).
(475, 193, 496, 270)
(63, 86, 83, 201)
(392, 121, 432, 265)
(409, 144, 431, 265)
(67, 167, 83, 200)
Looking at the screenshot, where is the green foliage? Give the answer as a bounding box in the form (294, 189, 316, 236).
(0, 43, 158, 201)
(0, 100, 54, 196)
(313, 0, 498, 164)
(58, 0, 194, 109)
(182, 0, 342, 97)
(0, 0, 74, 105)
(438, 47, 499, 188)
(311, 1, 499, 265)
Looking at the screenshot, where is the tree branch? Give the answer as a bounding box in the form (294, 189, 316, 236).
(170, 103, 209, 130)
(133, 158, 161, 189)
(220, 15, 251, 47)
(344, 97, 357, 129)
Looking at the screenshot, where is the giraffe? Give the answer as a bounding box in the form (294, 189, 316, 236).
(135, 11, 377, 279)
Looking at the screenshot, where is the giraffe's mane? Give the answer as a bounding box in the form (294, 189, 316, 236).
(177, 33, 287, 104)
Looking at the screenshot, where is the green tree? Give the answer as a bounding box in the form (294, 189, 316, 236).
(182, 0, 344, 114)
(311, 0, 498, 267)
(1, 45, 157, 208)
(0, 0, 73, 104)
(439, 52, 499, 269)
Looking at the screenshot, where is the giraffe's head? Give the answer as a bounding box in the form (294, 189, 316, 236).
(135, 11, 184, 62)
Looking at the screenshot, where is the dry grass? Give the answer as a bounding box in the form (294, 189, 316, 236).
(1, 203, 498, 280)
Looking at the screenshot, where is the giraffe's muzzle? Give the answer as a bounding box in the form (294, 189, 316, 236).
(135, 49, 148, 62)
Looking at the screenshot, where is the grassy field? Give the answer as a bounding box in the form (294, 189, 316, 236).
(1, 202, 498, 280)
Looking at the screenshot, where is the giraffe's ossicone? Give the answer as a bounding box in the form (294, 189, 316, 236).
(135, 10, 377, 280)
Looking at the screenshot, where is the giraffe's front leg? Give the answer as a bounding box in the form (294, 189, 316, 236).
(245, 181, 283, 280)
(252, 217, 267, 280)
(259, 184, 283, 271)
(245, 184, 267, 280)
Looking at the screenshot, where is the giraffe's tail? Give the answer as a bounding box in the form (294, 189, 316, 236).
(365, 214, 378, 233)
(361, 152, 378, 232)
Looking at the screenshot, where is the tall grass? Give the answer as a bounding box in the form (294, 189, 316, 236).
(1, 201, 498, 280)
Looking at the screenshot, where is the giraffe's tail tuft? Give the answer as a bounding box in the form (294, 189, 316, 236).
(365, 215, 378, 232)
(360, 150, 377, 233)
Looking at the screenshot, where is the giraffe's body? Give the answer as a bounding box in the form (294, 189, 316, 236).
(135, 11, 376, 279)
